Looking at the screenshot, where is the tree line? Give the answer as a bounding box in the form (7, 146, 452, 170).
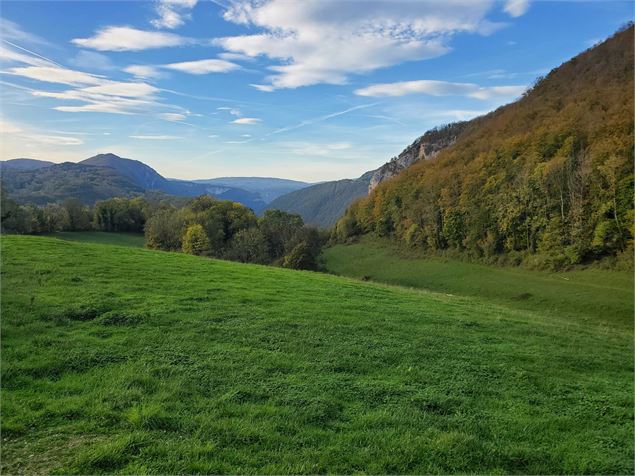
(1, 189, 327, 270)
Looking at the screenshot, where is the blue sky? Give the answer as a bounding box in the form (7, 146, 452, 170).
(0, 0, 631, 181)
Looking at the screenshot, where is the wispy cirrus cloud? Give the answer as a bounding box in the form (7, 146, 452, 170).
(123, 65, 164, 80)
(0, 41, 62, 68)
(130, 134, 180, 140)
(70, 50, 116, 71)
(354, 79, 526, 100)
(0, 118, 83, 145)
(1, 43, 190, 117)
(0, 19, 51, 46)
(159, 112, 188, 121)
(269, 103, 378, 135)
(4, 65, 106, 86)
(288, 141, 352, 157)
(218, 107, 241, 116)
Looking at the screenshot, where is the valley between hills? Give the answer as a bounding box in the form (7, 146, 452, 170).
(1, 16, 633, 476)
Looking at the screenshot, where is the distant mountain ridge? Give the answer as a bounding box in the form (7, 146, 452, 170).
(80, 153, 209, 197)
(1, 153, 311, 212)
(194, 177, 310, 203)
(1, 158, 54, 171)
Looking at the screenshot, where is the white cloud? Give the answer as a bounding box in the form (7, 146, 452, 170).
(124, 59, 238, 78)
(24, 74, 164, 115)
(355, 79, 526, 100)
(130, 135, 180, 140)
(70, 50, 115, 71)
(503, 0, 530, 17)
(72, 26, 187, 51)
(159, 112, 187, 121)
(5, 66, 105, 86)
(250, 83, 275, 92)
(151, 0, 198, 29)
(232, 117, 261, 125)
(289, 142, 352, 157)
(124, 64, 163, 79)
(163, 58, 239, 74)
(0, 39, 61, 67)
(218, 107, 241, 116)
(219, 52, 254, 62)
(3, 52, 189, 116)
(0, 119, 23, 134)
(217, 0, 504, 90)
(54, 104, 135, 115)
(28, 134, 83, 145)
(0, 43, 52, 67)
(80, 82, 159, 98)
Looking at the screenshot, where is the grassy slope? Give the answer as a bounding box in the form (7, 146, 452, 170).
(1, 236, 633, 474)
(322, 237, 633, 328)
(48, 231, 145, 248)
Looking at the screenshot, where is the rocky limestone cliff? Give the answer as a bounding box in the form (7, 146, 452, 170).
(368, 121, 469, 192)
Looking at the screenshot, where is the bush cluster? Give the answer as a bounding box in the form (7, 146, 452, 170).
(145, 197, 326, 270)
(1, 189, 327, 270)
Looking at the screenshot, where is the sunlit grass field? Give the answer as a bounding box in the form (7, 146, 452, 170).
(48, 231, 145, 248)
(1, 235, 633, 474)
(323, 237, 633, 326)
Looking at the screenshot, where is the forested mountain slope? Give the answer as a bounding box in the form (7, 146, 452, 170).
(335, 25, 634, 268)
(268, 171, 374, 227)
(269, 123, 466, 227)
(1, 162, 145, 205)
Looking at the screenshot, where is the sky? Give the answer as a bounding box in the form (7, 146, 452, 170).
(0, 0, 632, 181)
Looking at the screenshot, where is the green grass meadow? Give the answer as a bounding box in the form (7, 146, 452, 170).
(322, 237, 633, 326)
(48, 231, 145, 248)
(1, 235, 633, 474)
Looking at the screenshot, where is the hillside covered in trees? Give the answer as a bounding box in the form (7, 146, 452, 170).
(335, 25, 634, 269)
(269, 121, 468, 227)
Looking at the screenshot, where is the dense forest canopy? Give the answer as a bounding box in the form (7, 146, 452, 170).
(334, 25, 634, 269)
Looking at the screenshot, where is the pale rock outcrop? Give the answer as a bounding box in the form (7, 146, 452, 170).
(368, 121, 468, 192)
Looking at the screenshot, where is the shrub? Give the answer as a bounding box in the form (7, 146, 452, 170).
(283, 242, 316, 270)
(182, 224, 211, 256)
(224, 228, 270, 264)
